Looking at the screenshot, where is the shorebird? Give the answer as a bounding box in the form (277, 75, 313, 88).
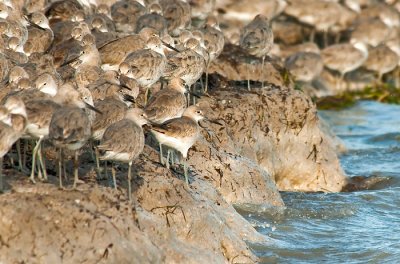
(350, 18, 391, 47)
(135, 2, 168, 36)
(4, 36, 28, 64)
(359, 2, 400, 28)
(218, 0, 286, 24)
(24, 12, 54, 55)
(0, 97, 27, 192)
(144, 78, 187, 164)
(321, 41, 369, 87)
(49, 83, 100, 188)
(45, 0, 85, 25)
(159, 0, 192, 36)
(239, 14, 274, 89)
(164, 37, 206, 90)
(0, 54, 9, 84)
(284, 0, 342, 45)
(90, 16, 117, 48)
(111, 0, 146, 33)
(25, 98, 61, 183)
(119, 35, 167, 102)
(364, 44, 399, 82)
(188, 0, 216, 21)
(284, 52, 324, 83)
(150, 105, 205, 186)
(279, 42, 320, 59)
(99, 34, 146, 71)
(63, 34, 101, 69)
(97, 108, 148, 200)
(201, 16, 224, 92)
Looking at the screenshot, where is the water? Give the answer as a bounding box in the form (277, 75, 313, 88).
(242, 101, 400, 263)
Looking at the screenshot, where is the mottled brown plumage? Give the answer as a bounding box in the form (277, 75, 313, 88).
(144, 78, 187, 125)
(97, 108, 148, 200)
(99, 34, 146, 71)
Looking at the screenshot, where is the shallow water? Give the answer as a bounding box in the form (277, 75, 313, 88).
(242, 101, 400, 263)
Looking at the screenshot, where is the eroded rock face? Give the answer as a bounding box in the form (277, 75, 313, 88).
(196, 85, 347, 192)
(0, 153, 265, 263)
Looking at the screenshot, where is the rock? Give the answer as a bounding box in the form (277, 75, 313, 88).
(196, 82, 348, 192)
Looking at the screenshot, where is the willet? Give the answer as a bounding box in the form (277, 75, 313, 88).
(97, 108, 148, 201)
(24, 12, 54, 55)
(120, 35, 167, 102)
(239, 14, 273, 89)
(135, 2, 168, 36)
(25, 98, 61, 183)
(350, 18, 391, 48)
(99, 34, 146, 71)
(359, 2, 400, 28)
(364, 44, 399, 82)
(144, 77, 187, 164)
(321, 41, 369, 87)
(150, 105, 205, 186)
(284, 0, 342, 45)
(188, 0, 216, 20)
(49, 83, 100, 188)
(201, 16, 225, 92)
(164, 37, 206, 90)
(159, 0, 192, 37)
(0, 97, 27, 192)
(111, 0, 146, 33)
(284, 51, 324, 83)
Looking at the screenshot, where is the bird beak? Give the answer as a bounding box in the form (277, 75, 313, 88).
(122, 94, 135, 103)
(161, 40, 180, 53)
(24, 15, 45, 31)
(120, 84, 132, 91)
(84, 102, 102, 114)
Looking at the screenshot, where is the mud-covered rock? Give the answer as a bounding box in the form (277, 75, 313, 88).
(197, 83, 348, 192)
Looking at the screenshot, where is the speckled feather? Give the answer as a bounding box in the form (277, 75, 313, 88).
(97, 119, 145, 162)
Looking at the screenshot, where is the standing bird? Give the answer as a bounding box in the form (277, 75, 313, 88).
(144, 78, 187, 164)
(0, 97, 27, 192)
(150, 105, 205, 186)
(97, 108, 148, 201)
(321, 41, 368, 88)
(119, 35, 167, 103)
(49, 83, 100, 189)
(239, 14, 274, 90)
(201, 16, 225, 93)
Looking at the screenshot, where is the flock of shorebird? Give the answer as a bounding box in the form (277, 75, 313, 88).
(0, 0, 400, 200)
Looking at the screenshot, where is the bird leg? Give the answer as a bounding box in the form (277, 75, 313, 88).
(127, 161, 132, 201)
(111, 163, 117, 190)
(144, 87, 150, 105)
(95, 147, 102, 178)
(73, 151, 80, 189)
(204, 60, 210, 93)
(247, 60, 251, 91)
(159, 143, 164, 165)
(183, 159, 189, 187)
(16, 140, 23, 172)
(37, 142, 48, 181)
(309, 28, 315, 43)
(30, 137, 43, 183)
(58, 148, 63, 188)
(0, 157, 3, 192)
(166, 149, 171, 169)
(261, 56, 265, 88)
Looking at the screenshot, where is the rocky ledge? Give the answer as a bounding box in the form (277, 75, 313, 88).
(0, 46, 349, 263)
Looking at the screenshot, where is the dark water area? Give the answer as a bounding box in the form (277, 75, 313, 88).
(242, 101, 400, 263)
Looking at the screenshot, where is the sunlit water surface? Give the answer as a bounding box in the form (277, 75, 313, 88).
(241, 101, 400, 263)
